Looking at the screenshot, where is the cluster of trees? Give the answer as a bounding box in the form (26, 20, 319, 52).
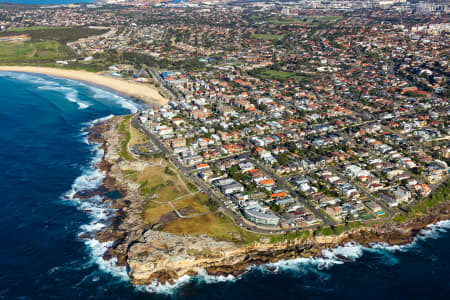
(104, 50, 205, 71)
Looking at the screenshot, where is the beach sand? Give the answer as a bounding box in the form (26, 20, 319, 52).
(0, 66, 169, 106)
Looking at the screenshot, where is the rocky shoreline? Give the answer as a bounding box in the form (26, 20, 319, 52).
(82, 116, 450, 286)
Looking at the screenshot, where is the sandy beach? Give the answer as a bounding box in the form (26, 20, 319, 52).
(0, 66, 169, 106)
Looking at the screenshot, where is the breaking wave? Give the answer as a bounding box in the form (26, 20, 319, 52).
(88, 85, 139, 113)
(0, 71, 141, 111)
(38, 85, 90, 109)
(370, 219, 450, 252)
(62, 117, 128, 284)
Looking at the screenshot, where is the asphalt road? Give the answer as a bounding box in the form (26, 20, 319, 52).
(247, 154, 335, 226)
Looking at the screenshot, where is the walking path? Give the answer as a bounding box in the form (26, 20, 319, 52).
(126, 116, 207, 219)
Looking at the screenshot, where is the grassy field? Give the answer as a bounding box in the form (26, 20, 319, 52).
(255, 69, 307, 82)
(0, 26, 109, 70)
(117, 116, 134, 161)
(162, 211, 265, 244)
(120, 148, 271, 244)
(251, 34, 284, 40)
(129, 122, 148, 148)
(137, 164, 189, 202)
(0, 41, 75, 63)
(143, 202, 174, 225)
(269, 18, 309, 25)
(172, 195, 210, 215)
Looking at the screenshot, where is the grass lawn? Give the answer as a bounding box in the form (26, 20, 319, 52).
(251, 34, 284, 40)
(129, 122, 148, 147)
(117, 116, 134, 161)
(172, 195, 210, 215)
(163, 214, 235, 239)
(137, 164, 189, 202)
(0, 41, 34, 58)
(143, 202, 173, 225)
(0, 27, 108, 70)
(257, 70, 307, 82)
(0, 41, 73, 62)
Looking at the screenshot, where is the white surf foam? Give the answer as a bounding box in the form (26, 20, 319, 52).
(66, 89, 90, 109)
(88, 85, 139, 113)
(38, 85, 90, 109)
(1, 71, 139, 112)
(62, 116, 131, 284)
(369, 220, 450, 252)
(136, 266, 239, 295)
(322, 241, 364, 263)
(91, 114, 115, 125)
(84, 238, 128, 280)
(12, 72, 60, 86)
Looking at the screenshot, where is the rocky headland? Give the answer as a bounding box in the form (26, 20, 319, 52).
(83, 116, 450, 286)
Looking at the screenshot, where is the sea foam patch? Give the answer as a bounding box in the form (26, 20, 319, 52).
(88, 85, 139, 113)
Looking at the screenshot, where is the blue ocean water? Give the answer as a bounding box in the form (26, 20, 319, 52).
(0, 72, 449, 300)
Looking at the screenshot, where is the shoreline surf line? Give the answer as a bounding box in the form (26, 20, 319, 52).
(0, 66, 168, 107)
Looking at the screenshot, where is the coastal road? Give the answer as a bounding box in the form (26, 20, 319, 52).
(149, 68, 177, 100)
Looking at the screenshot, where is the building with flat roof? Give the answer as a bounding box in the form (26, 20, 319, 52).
(242, 204, 280, 227)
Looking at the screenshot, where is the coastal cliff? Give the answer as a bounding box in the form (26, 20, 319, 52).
(86, 116, 450, 286)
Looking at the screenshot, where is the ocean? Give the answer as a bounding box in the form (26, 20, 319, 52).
(0, 72, 449, 300)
